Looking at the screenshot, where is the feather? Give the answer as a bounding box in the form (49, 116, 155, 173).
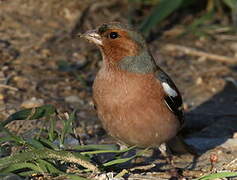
(155, 68, 184, 125)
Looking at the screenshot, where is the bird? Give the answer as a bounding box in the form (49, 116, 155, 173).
(80, 22, 189, 154)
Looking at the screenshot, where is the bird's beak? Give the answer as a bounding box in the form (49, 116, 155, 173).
(79, 30, 102, 46)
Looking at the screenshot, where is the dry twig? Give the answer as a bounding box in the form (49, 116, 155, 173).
(0, 84, 18, 91)
(163, 44, 237, 64)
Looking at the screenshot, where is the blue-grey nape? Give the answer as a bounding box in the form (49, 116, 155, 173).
(118, 51, 156, 74)
(127, 31, 146, 48)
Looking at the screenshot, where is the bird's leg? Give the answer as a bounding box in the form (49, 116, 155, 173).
(159, 143, 174, 166)
(117, 142, 129, 150)
(158, 143, 185, 179)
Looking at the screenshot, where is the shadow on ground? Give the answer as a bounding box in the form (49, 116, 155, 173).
(184, 82, 237, 153)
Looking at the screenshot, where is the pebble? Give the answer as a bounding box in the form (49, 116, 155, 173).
(220, 138, 237, 151)
(233, 132, 237, 139)
(94, 172, 123, 180)
(229, 42, 237, 52)
(196, 77, 203, 85)
(65, 95, 84, 105)
(21, 97, 44, 108)
(0, 93, 4, 100)
(13, 76, 32, 89)
(2, 173, 23, 180)
(229, 42, 237, 57)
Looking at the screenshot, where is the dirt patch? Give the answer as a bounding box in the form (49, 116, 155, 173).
(1, 0, 237, 179)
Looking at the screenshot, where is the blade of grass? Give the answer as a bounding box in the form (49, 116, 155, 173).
(180, 10, 214, 37)
(0, 125, 47, 150)
(188, 11, 214, 29)
(60, 111, 76, 146)
(1, 160, 90, 179)
(0, 125, 25, 145)
(197, 171, 237, 180)
(0, 136, 19, 143)
(26, 139, 45, 149)
(36, 159, 63, 174)
(39, 137, 59, 150)
(139, 0, 183, 35)
(80, 146, 136, 155)
(74, 144, 118, 151)
(103, 148, 149, 167)
(30, 173, 91, 180)
(1, 162, 43, 174)
(223, 0, 237, 28)
(18, 171, 90, 180)
(223, 0, 237, 9)
(0, 148, 100, 172)
(61, 174, 90, 180)
(1, 104, 56, 127)
(48, 116, 57, 142)
(17, 170, 39, 177)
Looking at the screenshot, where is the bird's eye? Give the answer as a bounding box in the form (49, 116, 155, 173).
(109, 32, 119, 39)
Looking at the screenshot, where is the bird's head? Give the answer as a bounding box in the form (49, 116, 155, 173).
(81, 22, 156, 73)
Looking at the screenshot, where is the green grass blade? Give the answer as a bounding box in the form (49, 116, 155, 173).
(103, 148, 149, 167)
(0, 148, 99, 172)
(188, 10, 214, 30)
(0, 136, 18, 143)
(48, 116, 57, 142)
(139, 0, 183, 35)
(65, 175, 90, 180)
(1, 162, 43, 174)
(74, 144, 118, 151)
(103, 157, 133, 167)
(18, 171, 90, 179)
(1, 160, 89, 179)
(60, 110, 76, 146)
(39, 137, 59, 150)
(81, 146, 136, 155)
(0, 173, 24, 179)
(0, 126, 25, 145)
(0, 126, 49, 152)
(36, 159, 63, 174)
(1, 104, 56, 127)
(223, 0, 237, 9)
(17, 170, 39, 177)
(197, 171, 237, 180)
(26, 139, 45, 149)
(179, 10, 214, 37)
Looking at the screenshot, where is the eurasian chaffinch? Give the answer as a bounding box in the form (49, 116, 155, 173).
(81, 22, 185, 151)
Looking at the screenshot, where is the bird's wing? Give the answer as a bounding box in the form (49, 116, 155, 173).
(155, 66, 184, 126)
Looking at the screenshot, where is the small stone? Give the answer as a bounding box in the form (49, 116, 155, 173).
(211, 87, 217, 92)
(2, 66, 9, 71)
(65, 95, 84, 105)
(94, 172, 121, 180)
(0, 93, 4, 100)
(13, 76, 32, 89)
(220, 138, 237, 152)
(196, 77, 203, 85)
(2, 173, 23, 180)
(183, 103, 189, 111)
(197, 56, 207, 62)
(229, 43, 237, 57)
(229, 42, 237, 51)
(21, 97, 44, 108)
(41, 49, 51, 58)
(233, 132, 237, 138)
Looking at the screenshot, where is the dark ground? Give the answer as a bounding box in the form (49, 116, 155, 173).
(1, 0, 237, 179)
